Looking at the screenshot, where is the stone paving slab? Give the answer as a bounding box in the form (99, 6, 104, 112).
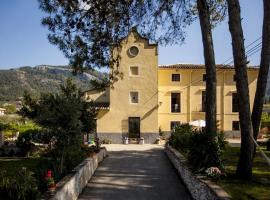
(78, 144, 191, 200)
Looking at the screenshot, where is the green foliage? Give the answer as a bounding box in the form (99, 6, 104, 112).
(38, 0, 227, 74)
(218, 146, 270, 200)
(0, 168, 40, 200)
(46, 177, 55, 187)
(261, 112, 270, 122)
(169, 124, 225, 172)
(16, 129, 41, 157)
(217, 131, 228, 150)
(170, 123, 193, 153)
(20, 79, 97, 174)
(0, 122, 9, 132)
(0, 116, 41, 138)
(1, 104, 17, 114)
(187, 131, 223, 172)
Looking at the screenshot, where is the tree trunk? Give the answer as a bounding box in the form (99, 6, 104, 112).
(252, 0, 270, 146)
(227, 0, 254, 179)
(197, 0, 217, 136)
(60, 149, 65, 174)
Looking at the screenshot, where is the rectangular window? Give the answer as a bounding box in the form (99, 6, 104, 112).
(202, 91, 206, 112)
(130, 66, 139, 76)
(203, 74, 206, 82)
(130, 91, 139, 104)
(232, 121, 240, 131)
(171, 93, 181, 113)
(233, 74, 236, 82)
(172, 74, 180, 82)
(171, 121, 181, 131)
(232, 93, 238, 112)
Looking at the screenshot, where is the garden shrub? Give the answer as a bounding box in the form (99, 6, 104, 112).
(267, 139, 270, 151)
(16, 130, 38, 157)
(81, 144, 99, 156)
(169, 124, 224, 172)
(0, 168, 40, 200)
(217, 131, 228, 150)
(64, 146, 86, 171)
(33, 158, 61, 193)
(170, 123, 193, 153)
(187, 131, 223, 172)
(20, 79, 97, 175)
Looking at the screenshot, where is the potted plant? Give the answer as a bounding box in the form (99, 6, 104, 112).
(45, 170, 56, 192)
(205, 167, 223, 181)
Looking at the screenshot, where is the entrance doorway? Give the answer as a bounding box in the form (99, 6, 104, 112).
(128, 117, 140, 138)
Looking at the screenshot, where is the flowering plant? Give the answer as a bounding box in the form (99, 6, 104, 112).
(46, 177, 55, 188)
(205, 167, 222, 180)
(45, 170, 56, 189)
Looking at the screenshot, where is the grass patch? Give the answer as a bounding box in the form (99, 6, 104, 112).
(0, 157, 42, 176)
(218, 146, 270, 200)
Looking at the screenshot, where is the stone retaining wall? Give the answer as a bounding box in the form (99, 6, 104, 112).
(43, 148, 107, 200)
(165, 145, 231, 200)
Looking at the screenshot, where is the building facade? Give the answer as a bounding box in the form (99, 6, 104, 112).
(84, 29, 259, 143)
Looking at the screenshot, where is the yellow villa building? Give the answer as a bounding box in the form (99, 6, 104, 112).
(84, 28, 259, 143)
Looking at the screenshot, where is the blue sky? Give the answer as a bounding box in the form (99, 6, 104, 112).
(0, 1, 263, 69)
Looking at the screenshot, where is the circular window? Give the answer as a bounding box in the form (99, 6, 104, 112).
(128, 46, 139, 57)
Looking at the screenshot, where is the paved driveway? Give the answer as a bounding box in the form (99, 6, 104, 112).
(78, 144, 191, 200)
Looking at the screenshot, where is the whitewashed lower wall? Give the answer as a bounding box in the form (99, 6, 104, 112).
(165, 145, 231, 200)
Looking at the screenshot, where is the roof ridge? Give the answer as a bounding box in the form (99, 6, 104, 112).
(158, 63, 259, 69)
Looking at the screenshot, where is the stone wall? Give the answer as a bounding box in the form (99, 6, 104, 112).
(43, 148, 107, 200)
(165, 145, 231, 200)
(98, 132, 159, 144)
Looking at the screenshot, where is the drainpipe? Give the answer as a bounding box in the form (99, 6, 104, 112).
(189, 70, 193, 122)
(222, 71, 225, 131)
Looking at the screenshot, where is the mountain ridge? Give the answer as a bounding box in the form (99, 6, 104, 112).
(0, 65, 105, 102)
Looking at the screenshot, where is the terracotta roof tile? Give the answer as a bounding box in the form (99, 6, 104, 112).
(158, 64, 259, 70)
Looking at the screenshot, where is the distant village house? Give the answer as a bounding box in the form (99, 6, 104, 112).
(0, 108, 6, 116)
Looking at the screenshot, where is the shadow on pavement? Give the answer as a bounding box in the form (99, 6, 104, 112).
(79, 146, 191, 200)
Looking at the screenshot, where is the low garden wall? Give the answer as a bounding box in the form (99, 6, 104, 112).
(165, 145, 231, 200)
(42, 148, 107, 200)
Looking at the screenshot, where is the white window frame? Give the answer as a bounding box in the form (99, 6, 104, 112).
(129, 91, 139, 104)
(129, 66, 140, 77)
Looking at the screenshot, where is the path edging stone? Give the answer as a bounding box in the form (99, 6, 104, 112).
(165, 145, 231, 200)
(42, 147, 107, 200)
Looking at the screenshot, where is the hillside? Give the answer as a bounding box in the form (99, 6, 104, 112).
(0, 65, 105, 102)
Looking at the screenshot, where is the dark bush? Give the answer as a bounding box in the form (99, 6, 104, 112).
(8, 149, 15, 157)
(16, 130, 38, 156)
(187, 132, 222, 172)
(267, 139, 270, 151)
(33, 158, 61, 193)
(0, 168, 40, 200)
(81, 144, 99, 156)
(169, 124, 224, 172)
(217, 131, 228, 150)
(170, 123, 193, 153)
(0, 148, 5, 156)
